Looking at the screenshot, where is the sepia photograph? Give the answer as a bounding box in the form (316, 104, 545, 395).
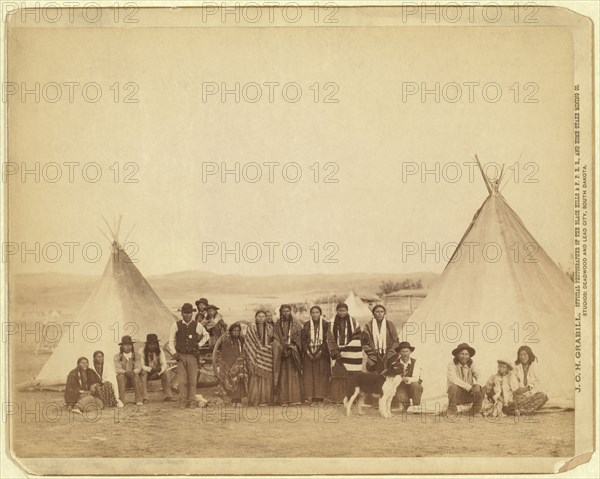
(1, 1, 597, 477)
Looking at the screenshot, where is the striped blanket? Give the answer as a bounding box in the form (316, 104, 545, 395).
(244, 323, 274, 377)
(339, 338, 363, 372)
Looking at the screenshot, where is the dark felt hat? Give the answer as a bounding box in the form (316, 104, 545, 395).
(398, 341, 415, 352)
(181, 303, 197, 314)
(146, 333, 159, 344)
(206, 304, 220, 311)
(195, 298, 209, 307)
(452, 342, 476, 357)
(119, 335, 134, 346)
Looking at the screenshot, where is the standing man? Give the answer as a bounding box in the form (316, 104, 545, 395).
(114, 336, 143, 407)
(394, 341, 423, 411)
(265, 310, 275, 325)
(138, 333, 176, 403)
(326, 302, 362, 403)
(447, 342, 483, 415)
(169, 303, 209, 409)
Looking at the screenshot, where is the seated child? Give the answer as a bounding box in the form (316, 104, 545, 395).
(482, 359, 519, 418)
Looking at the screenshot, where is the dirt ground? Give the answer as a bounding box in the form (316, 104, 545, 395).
(9, 386, 574, 458)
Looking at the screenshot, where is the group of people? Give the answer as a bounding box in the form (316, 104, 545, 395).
(448, 343, 549, 417)
(65, 299, 548, 418)
(64, 334, 177, 413)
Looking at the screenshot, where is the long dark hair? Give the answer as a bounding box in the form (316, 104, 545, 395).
(93, 351, 104, 376)
(143, 343, 159, 366)
(279, 304, 293, 319)
(119, 344, 136, 360)
(333, 314, 354, 343)
(515, 345, 537, 365)
(453, 356, 473, 367)
(77, 356, 88, 368)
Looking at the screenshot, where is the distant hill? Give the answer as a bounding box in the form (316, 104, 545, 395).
(148, 270, 439, 298)
(10, 270, 439, 316)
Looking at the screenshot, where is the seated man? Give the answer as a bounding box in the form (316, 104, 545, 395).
(138, 333, 175, 403)
(394, 341, 423, 411)
(447, 342, 482, 415)
(114, 335, 143, 407)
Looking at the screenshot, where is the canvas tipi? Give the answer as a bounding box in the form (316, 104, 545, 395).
(344, 290, 373, 322)
(406, 159, 574, 409)
(20, 239, 177, 391)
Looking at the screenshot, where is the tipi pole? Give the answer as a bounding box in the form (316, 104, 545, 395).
(96, 226, 112, 244)
(115, 215, 123, 244)
(123, 223, 136, 245)
(474, 154, 492, 195)
(101, 215, 117, 241)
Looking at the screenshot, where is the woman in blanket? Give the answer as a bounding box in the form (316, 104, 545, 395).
(505, 345, 549, 415)
(244, 310, 274, 406)
(65, 356, 103, 414)
(88, 350, 118, 408)
(272, 304, 303, 406)
(301, 306, 331, 404)
(326, 302, 362, 403)
(361, 304, 399, 373)
(216, 322, 246, 404)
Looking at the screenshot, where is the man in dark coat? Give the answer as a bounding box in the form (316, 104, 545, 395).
(169, 303, 209, 408)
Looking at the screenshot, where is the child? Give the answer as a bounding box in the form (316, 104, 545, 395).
(482, 359, 519, 418)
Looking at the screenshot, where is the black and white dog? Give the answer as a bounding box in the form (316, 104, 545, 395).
(343, 353, 403, 418)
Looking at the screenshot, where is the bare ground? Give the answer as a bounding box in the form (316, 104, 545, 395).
(9, 387, 574, 458)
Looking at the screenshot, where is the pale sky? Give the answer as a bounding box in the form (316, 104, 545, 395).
(7, 13, 574, 277)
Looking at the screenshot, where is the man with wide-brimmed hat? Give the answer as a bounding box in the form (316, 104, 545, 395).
(394, 341, 423, 411)
(447, 342, 482, 415)
(114, 335, 143, 407)
(138, 333, 175, 403)
(168, 303, 209, 408)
